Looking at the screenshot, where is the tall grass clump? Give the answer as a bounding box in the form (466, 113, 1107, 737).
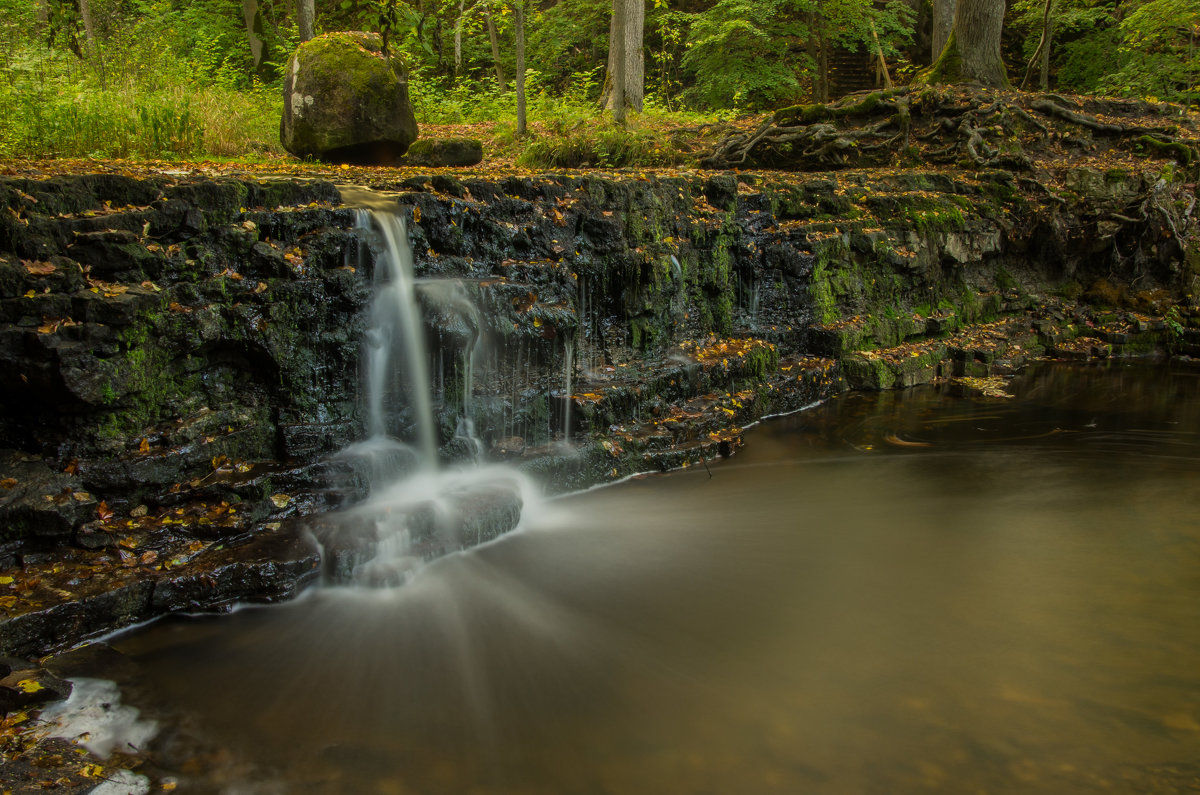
(0, 0, 282, 160)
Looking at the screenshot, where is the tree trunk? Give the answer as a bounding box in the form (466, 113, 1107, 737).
(932, 0, 955, 64)
(954, 0, 1009, 87)
(78, 0, 106, 84)
(515, 0, 527, 135)
(820, 29, 831, 101)
(611, 0, 626, 124)
(297, 0, 315, 42)
(1040, 16, 1053, 90)
(484, 2, 505, 88)
(242, 0, 266, 68)
(454, 0, 465, 76)
(602, 0, 643, 112)
(623, 0, 643, 112)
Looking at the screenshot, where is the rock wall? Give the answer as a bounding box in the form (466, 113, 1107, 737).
(1, 164, 1198, 654)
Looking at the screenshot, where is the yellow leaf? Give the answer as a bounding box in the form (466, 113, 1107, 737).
(80, 764, 104, 778)
(0, 576, 13, 585)
(413, 206, 421, 222)
(16, 679, 44, 694)
(270, 493, 291, 509)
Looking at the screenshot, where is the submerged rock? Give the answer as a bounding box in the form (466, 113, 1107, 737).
(280, 32, 419, 164)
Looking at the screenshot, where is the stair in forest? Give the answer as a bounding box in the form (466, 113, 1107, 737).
(829, 47, 882, 98)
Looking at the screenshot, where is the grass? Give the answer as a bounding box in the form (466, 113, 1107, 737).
(0, 44, 283, 160)
(0, 44, 738, 168)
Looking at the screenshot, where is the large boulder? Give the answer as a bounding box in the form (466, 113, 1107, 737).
(280, 32, 418, 164)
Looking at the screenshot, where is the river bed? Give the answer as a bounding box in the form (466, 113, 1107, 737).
(111, 361, 1200, 793)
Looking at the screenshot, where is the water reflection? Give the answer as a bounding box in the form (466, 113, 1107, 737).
(116, 362, 1200, 794)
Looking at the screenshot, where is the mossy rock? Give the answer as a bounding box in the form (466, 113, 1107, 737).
(280, 31, 418, 164)
(401, 138, 484, 167)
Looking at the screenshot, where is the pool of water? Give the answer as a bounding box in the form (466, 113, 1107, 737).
(114, 362, 1200, 793)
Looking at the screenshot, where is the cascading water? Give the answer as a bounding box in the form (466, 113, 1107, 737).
(360, 210, 438, 465)
(560, 337, 574, 446)
(328, 206, 539, 586)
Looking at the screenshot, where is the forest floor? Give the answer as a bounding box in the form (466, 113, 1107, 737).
(1, 85, 1197, 185)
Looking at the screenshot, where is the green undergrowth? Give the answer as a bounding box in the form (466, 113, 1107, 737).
(0, 48, 282, 159)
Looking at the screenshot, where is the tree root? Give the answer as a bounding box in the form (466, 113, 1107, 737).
(700, 85, 1197, 174)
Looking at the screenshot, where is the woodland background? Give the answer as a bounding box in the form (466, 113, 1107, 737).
(0, 0, 1197, 164)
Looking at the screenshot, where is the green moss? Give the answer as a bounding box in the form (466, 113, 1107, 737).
(1135, 135, 1194, 166)
(995, 266, 1018, 292)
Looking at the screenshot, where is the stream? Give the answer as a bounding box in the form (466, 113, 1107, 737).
(101, 360, 1200, 794)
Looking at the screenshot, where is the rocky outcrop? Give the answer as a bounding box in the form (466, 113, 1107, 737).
(280, 32, 419, 164)
(1, 160, 1198, 655)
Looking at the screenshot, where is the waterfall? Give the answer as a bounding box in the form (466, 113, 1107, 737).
(561, 337, 574, 446)
(358, 209, 437, 468)
(325, 204, 539, 587)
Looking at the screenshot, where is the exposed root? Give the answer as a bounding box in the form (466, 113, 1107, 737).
(700, 85, 1199, 174)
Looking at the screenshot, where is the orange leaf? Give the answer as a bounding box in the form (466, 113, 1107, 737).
(22, 260, 56, 276)
(97, 501, 113, 521)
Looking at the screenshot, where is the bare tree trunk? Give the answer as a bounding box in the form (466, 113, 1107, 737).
(624, 0, 643, 112)
(242, 0, 265, 68)
(611, 0, 626, 124)
(869, 21, 894, 89)
(78, 0, 105, 84)
(816, 27, 829, 102)
(483, 2, 505, 88)
(601, 12, 617, 108)
(1020, 0, 1053, 89)
(454, 0, 465, 76)
(515, 0, 526, 135)
(955, 0, 1009, 88)
(601, 0, 642, 111)
(1040, 16, 1053, 89)
(297, 0, 315, 42)
(932, 0, 955, 64)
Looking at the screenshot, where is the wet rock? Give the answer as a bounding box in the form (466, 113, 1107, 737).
(149, 525, 320, 613)
(0, 450, 96, 545)
(0, 581, 155, 660)
(281, 32, 418, 164)
(0, 665, 73, 714)
(402, 137, 484, 167)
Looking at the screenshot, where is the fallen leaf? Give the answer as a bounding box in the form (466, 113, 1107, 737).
(0, 478, 16, 489)
(138, 437, 150, 454)
(16, 679, 44, 694)
(270, 493, 291, 509)
(96, 501, 113, 521)
(22, 260, 56, 276)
